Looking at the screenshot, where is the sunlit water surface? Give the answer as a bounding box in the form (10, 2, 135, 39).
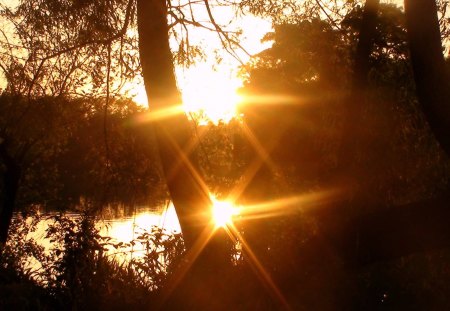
(19, 203, 181, 264)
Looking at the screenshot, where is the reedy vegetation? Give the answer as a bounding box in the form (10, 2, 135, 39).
(1, 208, 185, 310)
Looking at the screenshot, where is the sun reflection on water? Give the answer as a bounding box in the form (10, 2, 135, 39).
(103, 203, 181, 244)
(99, 203, 181, 261)
(211, 197, 240, 229)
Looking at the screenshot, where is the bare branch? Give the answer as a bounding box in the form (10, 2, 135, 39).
(203, 0, 251, 64)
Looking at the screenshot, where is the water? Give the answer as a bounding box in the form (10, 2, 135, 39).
(98, 203, 181, 241)
(15, 202, 181, 263)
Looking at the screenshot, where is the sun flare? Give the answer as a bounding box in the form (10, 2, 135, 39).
(211, 198, 239, 228)
(180, 67, 243, 124)
(131, 76, 242, 124)
(182, 84, 241, 124)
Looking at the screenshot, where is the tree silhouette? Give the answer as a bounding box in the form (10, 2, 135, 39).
(240, 0, 450, 266)
(405, 0, 450, 156)
(0, 0, 244, 250)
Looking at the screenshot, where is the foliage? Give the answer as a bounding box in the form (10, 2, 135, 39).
(355, 250, 450, 310)
(195, 118, 248, 197)
(0, 94, 166, 211)
(227, 7, 450, 309)
(0, 209, 55, 310)
(242, 19, 351, 94)
(126, 226, 185, 290)
(239, 3, 450, 204)
(0, 209, 186, 310)
(0, 0, 137, 97)
(0, 0, 246, 100)
(240, 0, 358, 24)
(54, 97, 165, 207)
(0, 94, 75, 207)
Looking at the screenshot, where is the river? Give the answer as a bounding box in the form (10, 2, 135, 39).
(14, 202, 181, 265)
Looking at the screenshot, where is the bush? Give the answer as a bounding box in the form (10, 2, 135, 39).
(0, 210, 185, 310)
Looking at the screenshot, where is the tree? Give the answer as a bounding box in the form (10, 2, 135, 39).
(323, 0, 450, 265)
(0, 0, 243, 250)
(136, 0, 212, 248)
(404, 0, 450, 156)
(0, 135, 20, 244)
(338, 0, 450, 266)
(0, 95, 75, 243)
(240, 0, 450, 267)
(0, 0, 137, 243)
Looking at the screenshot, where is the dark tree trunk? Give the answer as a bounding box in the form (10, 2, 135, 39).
(338, 0, 380, 176)
(353, 0, 380, 90)
(136, 0, 212, 248)
(136, 2, 233, 308)
(0, 143, 21, 244)
(404, 0, 450, 156)
(330, 0, 381, 264)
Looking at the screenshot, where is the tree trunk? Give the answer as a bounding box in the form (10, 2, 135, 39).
(338, 0, 380, 177)
(404, 0, 450, 156)
(0, 143, 21, 244)
(137, 0, 236, 280)
(331, 0, 381, 263)
(136, 3, 233, 308)
(353, 0, 380, 91)
(136, 0, 225, 254)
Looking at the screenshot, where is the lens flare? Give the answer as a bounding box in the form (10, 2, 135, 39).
(211, 198, 239, 228)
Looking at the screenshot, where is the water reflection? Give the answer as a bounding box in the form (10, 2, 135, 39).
(19, 202, 181, 263)
(100, 202, 181, 243)
(99, 203, 181, 261)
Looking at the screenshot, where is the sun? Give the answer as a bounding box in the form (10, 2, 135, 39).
(128, 54, 248, 125)
(130, 72, 242, 124)
(182, 83, 241, 124)
(180, 67, 243, 124)
(211, 198, 239, 228)
(120, 10, 273, 123)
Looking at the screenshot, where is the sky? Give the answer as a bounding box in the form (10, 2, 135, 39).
(130, 4, 273, 122)
(0, 0, 272, 122)
(163, 0, 405, 122)
(0, 0, 412, 122)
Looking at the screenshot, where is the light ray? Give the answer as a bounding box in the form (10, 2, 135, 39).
(133, 108, 211, 198)
(238, 94, 301, 106)
(227, 155, 265, 203)
(239, 190, 341, 221)
(227, 223, 292, 311)
(158, 197, 239, 305)
(155, 122, 211, 197)
(132, 105, 185, 124)
(240, 121, 278, 172)
(226, 122, 283, 203)
(159, 222, 217, 305)
(240, 117, 291, 190)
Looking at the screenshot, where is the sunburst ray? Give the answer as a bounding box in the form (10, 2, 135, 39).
(227, 223, 292, 310)
(133, 105, 185, 123)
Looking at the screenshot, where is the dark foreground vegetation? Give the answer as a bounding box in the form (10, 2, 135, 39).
(1, 0, 450, 310)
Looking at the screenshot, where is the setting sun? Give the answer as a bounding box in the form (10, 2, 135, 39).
(182, 85, 242, 124)
(178, 59, 245, 124)
(211, 198, 239, 228)
(129, 13, 272, 123)
(130, 70, 243, 124)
